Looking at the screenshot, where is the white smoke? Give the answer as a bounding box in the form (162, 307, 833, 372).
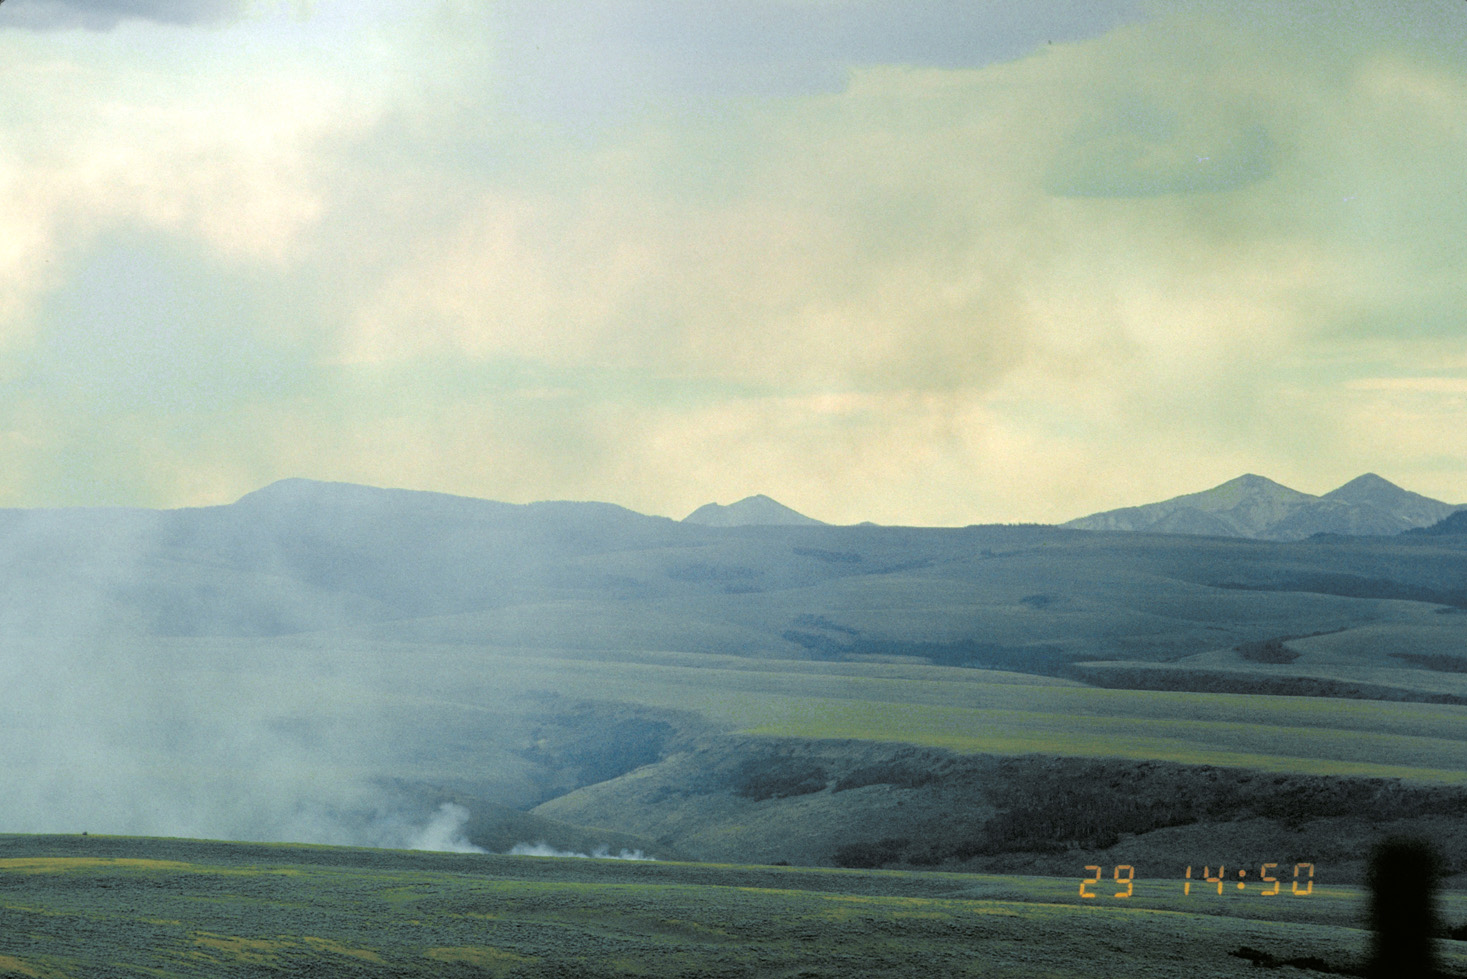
(405, 803, 486, 853)
(507, 842, 655, 861)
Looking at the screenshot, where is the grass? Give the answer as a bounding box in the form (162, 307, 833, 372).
(2, 833, 1455, 979)
(741, 698, 1467, 782)
(421, 643, 1467, 782)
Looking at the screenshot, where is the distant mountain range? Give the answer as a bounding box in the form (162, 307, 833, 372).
(682, 495, 824, 527)
(1064, 473, 1466, 541)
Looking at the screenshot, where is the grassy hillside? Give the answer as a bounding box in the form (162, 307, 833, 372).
(4, 833, 1461, 979)
(533, 737, 1467, 883)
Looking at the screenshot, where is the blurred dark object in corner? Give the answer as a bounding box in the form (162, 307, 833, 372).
(1367, 837, 1443, 979)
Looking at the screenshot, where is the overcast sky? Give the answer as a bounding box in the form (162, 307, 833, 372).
(2, 0, 1465, 525)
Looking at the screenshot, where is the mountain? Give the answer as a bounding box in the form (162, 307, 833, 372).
(1063, 474, 1314, 539)
(682, 494, 824, 527)
(1064, 473, 1464, 541)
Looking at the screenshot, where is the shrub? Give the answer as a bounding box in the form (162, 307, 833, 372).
(733, 759, 828, 801)
(832, 838, 908, 869)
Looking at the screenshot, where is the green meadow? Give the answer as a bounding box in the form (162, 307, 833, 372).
(283, 639, 1467, 784)
(4, 834, 1461, 979)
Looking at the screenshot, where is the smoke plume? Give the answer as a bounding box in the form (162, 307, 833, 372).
(508, 842, 655, 861)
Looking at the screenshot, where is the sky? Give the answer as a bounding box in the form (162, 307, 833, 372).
(2, 0, 1466, 526)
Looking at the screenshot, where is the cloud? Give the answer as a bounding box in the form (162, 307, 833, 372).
(3, 0, 1467, 520)
(491, 0, 1147, 123)
(1046, 109, 1274, 198)
(1348, 378, 1467, 395)
(20, 230, 311, 412)
(1, 0, 256, 30)
(0, 11, 379, 351)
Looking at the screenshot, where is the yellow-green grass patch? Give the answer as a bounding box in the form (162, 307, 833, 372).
(425, 946, 540, 973)
(0, 955, 65, 979)
(740, 696, 1467, 782)
(298, 937, 385, 962)
(188, 932, 292, 965)
(0, 857, 196, 874)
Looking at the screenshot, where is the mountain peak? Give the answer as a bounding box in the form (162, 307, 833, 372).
(1320, 473, 1463, 529)
(1065, 472, 1460, 541)
(682, 495, 824, 527)
(1207, 473, 1314, 501)
(1324, 472, 1400, 496)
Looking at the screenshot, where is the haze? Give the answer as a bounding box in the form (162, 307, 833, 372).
(1, 0, 1465, 524)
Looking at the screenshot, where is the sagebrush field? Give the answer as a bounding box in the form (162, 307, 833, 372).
(5, 833, 1459, 978)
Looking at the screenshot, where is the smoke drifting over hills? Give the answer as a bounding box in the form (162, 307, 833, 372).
(0, 485, 535, 846)
(0, 633, 494, 849)
(406, 804, 486, 854)
(0, 481, 726, 853)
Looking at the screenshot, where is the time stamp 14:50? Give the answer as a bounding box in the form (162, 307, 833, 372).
(1079, 863, 1316, 898)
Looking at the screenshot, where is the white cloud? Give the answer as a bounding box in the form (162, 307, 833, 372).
(0, 3, 410, 338)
